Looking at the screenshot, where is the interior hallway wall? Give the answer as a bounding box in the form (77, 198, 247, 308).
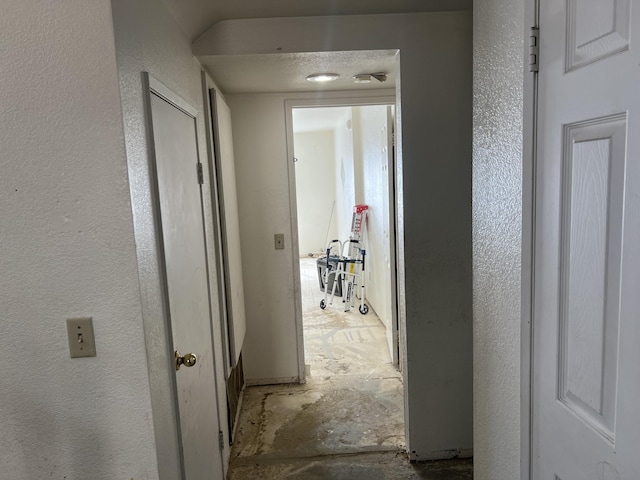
(0, 0, 158, 478)
(111, 0, 231, 475)
(334, 108, 356, 243)
(472, 0, 524, 478)
(202, 11, 473, 459)
(354, 105, 394, 352)
(293, 130, 338, 254)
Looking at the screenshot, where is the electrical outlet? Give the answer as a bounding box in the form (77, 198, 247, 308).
(275, 233, 285, 250)
(66, 317, 97, 358)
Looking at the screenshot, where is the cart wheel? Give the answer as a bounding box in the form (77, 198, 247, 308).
(320, 299, 326, 310)
(359, 304, 369, 315)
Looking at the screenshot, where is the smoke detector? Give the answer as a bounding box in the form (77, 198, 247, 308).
(353, 72, 388, 84)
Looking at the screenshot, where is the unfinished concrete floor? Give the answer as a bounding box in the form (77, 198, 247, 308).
(227, 258, 473, 479)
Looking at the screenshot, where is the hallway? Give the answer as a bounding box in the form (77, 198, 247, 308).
(227, 258, 473, 479)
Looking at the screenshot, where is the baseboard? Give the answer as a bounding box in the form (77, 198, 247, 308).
(245, 376, 300, 386)
(409, 448, 473, 462)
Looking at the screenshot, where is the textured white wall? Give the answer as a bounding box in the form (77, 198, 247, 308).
(473, 0, 524, 478)
(111, 0, 230, 475)
(294, 130, 338, 254)
(356, 106, 393, 347)
(334, 109, 356, 243)
(0, 1, 159, 478)
(225, 93, 302, 382)
(209, 12, 473, 458)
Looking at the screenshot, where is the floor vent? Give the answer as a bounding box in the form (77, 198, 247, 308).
(227, 352, 245, 442)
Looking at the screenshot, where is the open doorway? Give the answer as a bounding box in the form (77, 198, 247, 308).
(292, 104, 398, 366)
(290, 101, 404, 448)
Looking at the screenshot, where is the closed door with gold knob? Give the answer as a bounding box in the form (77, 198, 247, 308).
(147, 76, 224, 480)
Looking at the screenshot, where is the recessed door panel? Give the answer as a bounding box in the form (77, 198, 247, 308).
(566, 0, 630, 71)
(558, 115, 625, 444)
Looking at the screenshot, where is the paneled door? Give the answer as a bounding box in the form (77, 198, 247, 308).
(533, 1, 640, 478)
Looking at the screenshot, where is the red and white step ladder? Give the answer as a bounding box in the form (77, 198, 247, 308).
(350, 204, 369, 242)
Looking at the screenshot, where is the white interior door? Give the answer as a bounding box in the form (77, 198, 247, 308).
(149, 85, 224, 479)
(533, 1, 640, 478)
(210, 89, 247, 368)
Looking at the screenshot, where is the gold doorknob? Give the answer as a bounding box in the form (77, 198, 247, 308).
(175, 350, 197, 371)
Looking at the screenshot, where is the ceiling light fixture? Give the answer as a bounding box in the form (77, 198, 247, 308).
(306, 73, 340, 82)
(353, 72, 388, 84)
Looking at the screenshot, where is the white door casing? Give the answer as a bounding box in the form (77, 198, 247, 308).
(147, 78, 224, 480)
(532, 1, 640, 478)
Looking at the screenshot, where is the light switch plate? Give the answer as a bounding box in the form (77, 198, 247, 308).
(275, 233, 285, 250)
(67, 317, 97, 358)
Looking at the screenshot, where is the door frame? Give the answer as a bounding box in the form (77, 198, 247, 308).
(283, 92, 401, 385)
(521, 0, 540, 479)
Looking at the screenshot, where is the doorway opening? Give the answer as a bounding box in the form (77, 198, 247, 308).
(291, 101, 404, 449)
(292, 104, 399, 372)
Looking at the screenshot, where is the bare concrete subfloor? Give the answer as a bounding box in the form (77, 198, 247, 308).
(227, 258, 473, 479)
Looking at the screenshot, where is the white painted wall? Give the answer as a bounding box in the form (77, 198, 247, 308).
(472, 0, 524, 478)
(355, 105, 394, 353)
(333, 108, 356, 243)
(0, 1, 158, 478)
(293, 130, 338, 254)
(111, 0, 231, 475)
(352, 108, 365, 206)
(224, 94, 301, 382)
(203, 11, 473, 458)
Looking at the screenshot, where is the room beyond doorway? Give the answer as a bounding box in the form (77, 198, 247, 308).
(290, 103, 400, 370)
(299, 257, 397, 380)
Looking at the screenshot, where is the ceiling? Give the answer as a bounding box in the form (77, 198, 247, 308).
(170, 0, 470, 95)
(199, 50, 399, 94)
(160, 0, 473, 42)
